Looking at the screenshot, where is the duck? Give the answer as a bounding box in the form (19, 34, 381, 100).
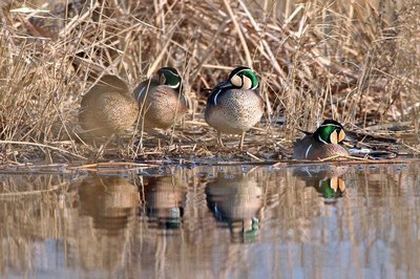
(204, 66, 264, 149)
(133, 67, 188, 131)
(78, 75, 139, 139)
(292, 119, 349, 160)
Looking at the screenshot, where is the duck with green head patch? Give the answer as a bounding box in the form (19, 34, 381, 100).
(293, 119, 348, 160)
(204, 66, 264, 149)
(133, 67, 188, 130)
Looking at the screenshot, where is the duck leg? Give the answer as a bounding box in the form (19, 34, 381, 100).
(157, 138, 162, 150)
(239, 132, 246, 150)
(217, 132, 225, 147)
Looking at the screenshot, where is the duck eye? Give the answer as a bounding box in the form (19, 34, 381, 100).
(230, 74, 242, 87)
(330, 130, 338, 144)
(159, 74, 166, 84)
(242, 76, 252, 89)
(338, 129, 346, 142)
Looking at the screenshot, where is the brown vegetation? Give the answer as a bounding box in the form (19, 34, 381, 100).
(0, 0, 418, 163)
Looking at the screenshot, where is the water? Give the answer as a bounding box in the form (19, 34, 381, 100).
(0, 161, 419, 278)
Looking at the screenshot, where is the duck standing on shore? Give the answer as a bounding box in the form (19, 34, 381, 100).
(205, 66, 264, 149)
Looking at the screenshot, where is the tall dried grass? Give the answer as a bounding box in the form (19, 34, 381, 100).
(0, 0, 418, 161)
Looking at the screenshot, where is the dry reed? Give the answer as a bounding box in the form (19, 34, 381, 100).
(0, 0, 418, 162)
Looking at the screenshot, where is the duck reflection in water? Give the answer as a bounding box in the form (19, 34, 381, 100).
(74, 175, 140, 272)
(205, 173, 263, 243)
(78, 175, 140, 233)
(293, 165, 347, 203)
(315, 176, 346, 200)
(142, 176, 186, 230)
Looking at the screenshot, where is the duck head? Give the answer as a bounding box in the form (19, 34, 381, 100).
(313, 119, 346, 144)
(208, 66, 260, 106)
(226, 66, 259, 90)
(157, 67, 182, 91)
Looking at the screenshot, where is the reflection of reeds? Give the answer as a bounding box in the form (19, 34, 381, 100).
(0, 175, 71, 274)
(0, 163, 419, 277)
(0, 0, 418, 160)
(0, 174, 65, 195)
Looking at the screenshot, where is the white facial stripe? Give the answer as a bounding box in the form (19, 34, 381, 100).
(169, 71, 180, 78)
(167, 81, 180, 89)
(319, 124, 341, 128)
(162, 68, 180, 78)
(304, 143, 313, 159)
(318, 135, 328, 144)
(234, 69, 248, 76)
(213, 88, 222, 105)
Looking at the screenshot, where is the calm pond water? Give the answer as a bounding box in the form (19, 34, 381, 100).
(0, 161, 419, 279)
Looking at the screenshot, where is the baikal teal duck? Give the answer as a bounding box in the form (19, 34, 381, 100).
(293, 119, 349, 160)
(133, 67, 188, 131)
(205, 66, 264, 149)
(78, 75, 139, 140)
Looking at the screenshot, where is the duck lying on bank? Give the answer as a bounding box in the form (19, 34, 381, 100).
(133, 67, 188, 131)
(78, 75, 139, 140)
(293, 119, 349, 160)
